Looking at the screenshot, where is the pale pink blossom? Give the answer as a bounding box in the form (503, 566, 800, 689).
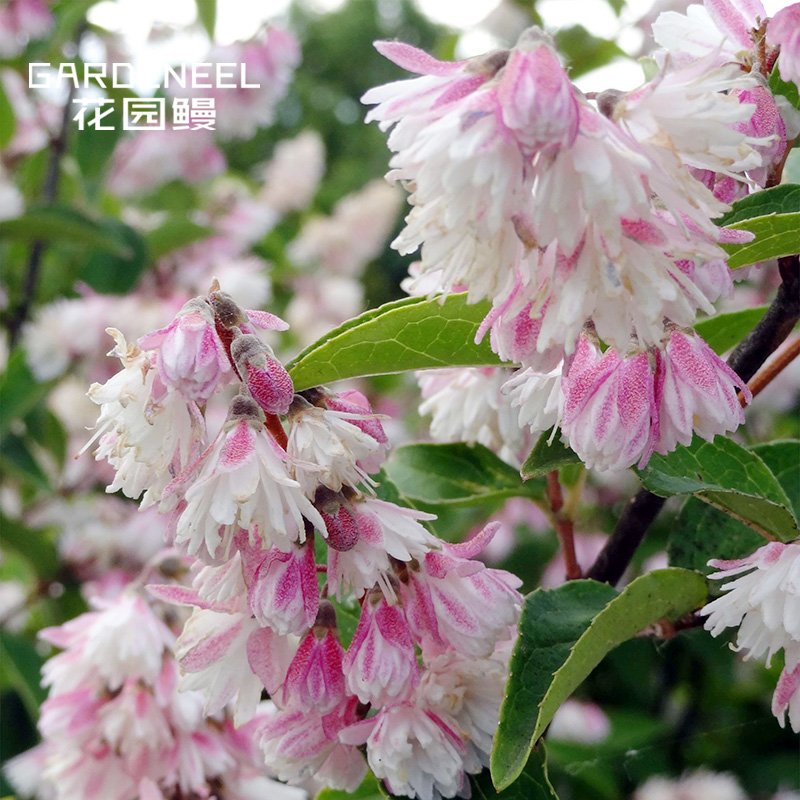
(287, 397, 383, 496)
(701, 541, 800, 665)
(548, 699, 611, 743)
(654, 327, 750, 454)
(168, 400, 326, 560)
(400, 544, 522, 658)
(285, 274, 364, 347)
(772, 650, 800, 733)
(325, 389, 389, 473)
(247, 540, 319, 634)
(768, 4, 800, 87)
(560, 333, 658, 471)
(0, 0, 53, 58)
(282, 610, 346, 714)
(343, 589, 419, 706)
(108, 129, 225, 197)
(260, 130, 326, 213)
(138, 298, 230, 403)
(634, 769, 747, 800)
(341, 704, 468, 800)
(230, 331, 294, 416)
(260, 698, 367, 790)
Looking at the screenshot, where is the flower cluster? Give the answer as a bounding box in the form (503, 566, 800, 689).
(5, 588, 300, 800)
(700, 541, 800, 733)
(364, 3, 800, 469)
(83, 283, 522, 799)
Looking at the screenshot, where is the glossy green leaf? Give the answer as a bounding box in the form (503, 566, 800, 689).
(0, 632, 47, 721)
(750, 440, 800, 521)
(668, 498, 763, 575)
(0, 206, 135, 258)
(721, 214, 800, 269)
(717, 184, 800, 226)
(693, 305, 768, 355)
(145, 218, 212, 260)
(492, 571, 707, 790)
(287, 294, 501, 391)
(521, 428, 581, 480)
(195, 0, 216, 37)
(770, 63, 800, 112)
(385, 442, 544, 507)
(638, 437, 798, 541)
(473, 746, 558, 799)
(533, 569, 706, 740)
(491, 581, 617, 790)
(80, 218, 148, 294)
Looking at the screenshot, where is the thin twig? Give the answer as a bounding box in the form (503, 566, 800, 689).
(588, 254, 800, 585)
(740, 334, 800, 405)
(7, 25, 85, 348)
(547, 471, 582, 580)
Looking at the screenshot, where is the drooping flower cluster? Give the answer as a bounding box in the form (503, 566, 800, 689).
(83, 283, 523, 799)
(700, 541, 800, 733)
(4, 588, 301, 800)
(364, 5, 800, 469)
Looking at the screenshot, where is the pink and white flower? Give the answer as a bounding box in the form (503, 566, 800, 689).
(701, 541, 800, 666)
(654, 326, 750, 454)
(168, 396, 326, 559)
(0, 0, 53, 58)
(138, 298, 230, 403)
(768, 4, 800, 87)
(560, 333, 658, 471)
(341, 704, 468, 800)
(287, 397, 383, 496)
(342, 589, 419, 706)
(247, 540, 319, 634)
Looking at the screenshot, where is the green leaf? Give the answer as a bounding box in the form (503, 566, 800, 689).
(554, 26, 626, 79)
(533, 569, 706, 739)
(0, 513, 60, 580)
(384, 443, 544, 507)
(195, 0, 216, 38)
(0, 78, 15, 149)
(717, 184, 800, 226)
(80, 218, 148, 294)
(770, 62, 800, 112)
(521, 429, 581, 480)
(492, 571, 707, 790)
(750, 440, 800, 521)
(0, 632, 46, 721)
(722, 213, 800, 268)
(316, 772, 385, 800)
(668, 498, 763, 575)
(693, 305, 768, 354)
(287, 294, 502, 391)
(145, 218, 212, 260)
(0, 350, 54, 440)
(638, 437, 799, 541)
(0, 435, 51, 491)
(24, 407, 68, 468)
(491, 581, 617, 790)
(0, 206, 135, 258)
(473, 746, 558, 800)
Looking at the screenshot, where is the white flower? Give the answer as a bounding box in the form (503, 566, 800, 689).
(548, 699, 611, 744)
(502, 366, 563, 436)
(700, 541, 800, 665)
(634, 769, 747, 800)
(260, 130, 326, 213)
(287, 400, 382, 496)
(171, 408, 327, 560)
(176, 609, 267, 725)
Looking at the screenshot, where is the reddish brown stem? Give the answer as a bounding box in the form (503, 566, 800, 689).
(547, 471, 582, 580)
(740, 334, 800, 406)
(265, 413, 288, 450)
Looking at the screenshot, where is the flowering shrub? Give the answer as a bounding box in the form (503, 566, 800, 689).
(1, 1, 800, 799)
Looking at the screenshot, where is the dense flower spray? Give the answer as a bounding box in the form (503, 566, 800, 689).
(74, 281, 522, 799)
(364, 5, 800, 470)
